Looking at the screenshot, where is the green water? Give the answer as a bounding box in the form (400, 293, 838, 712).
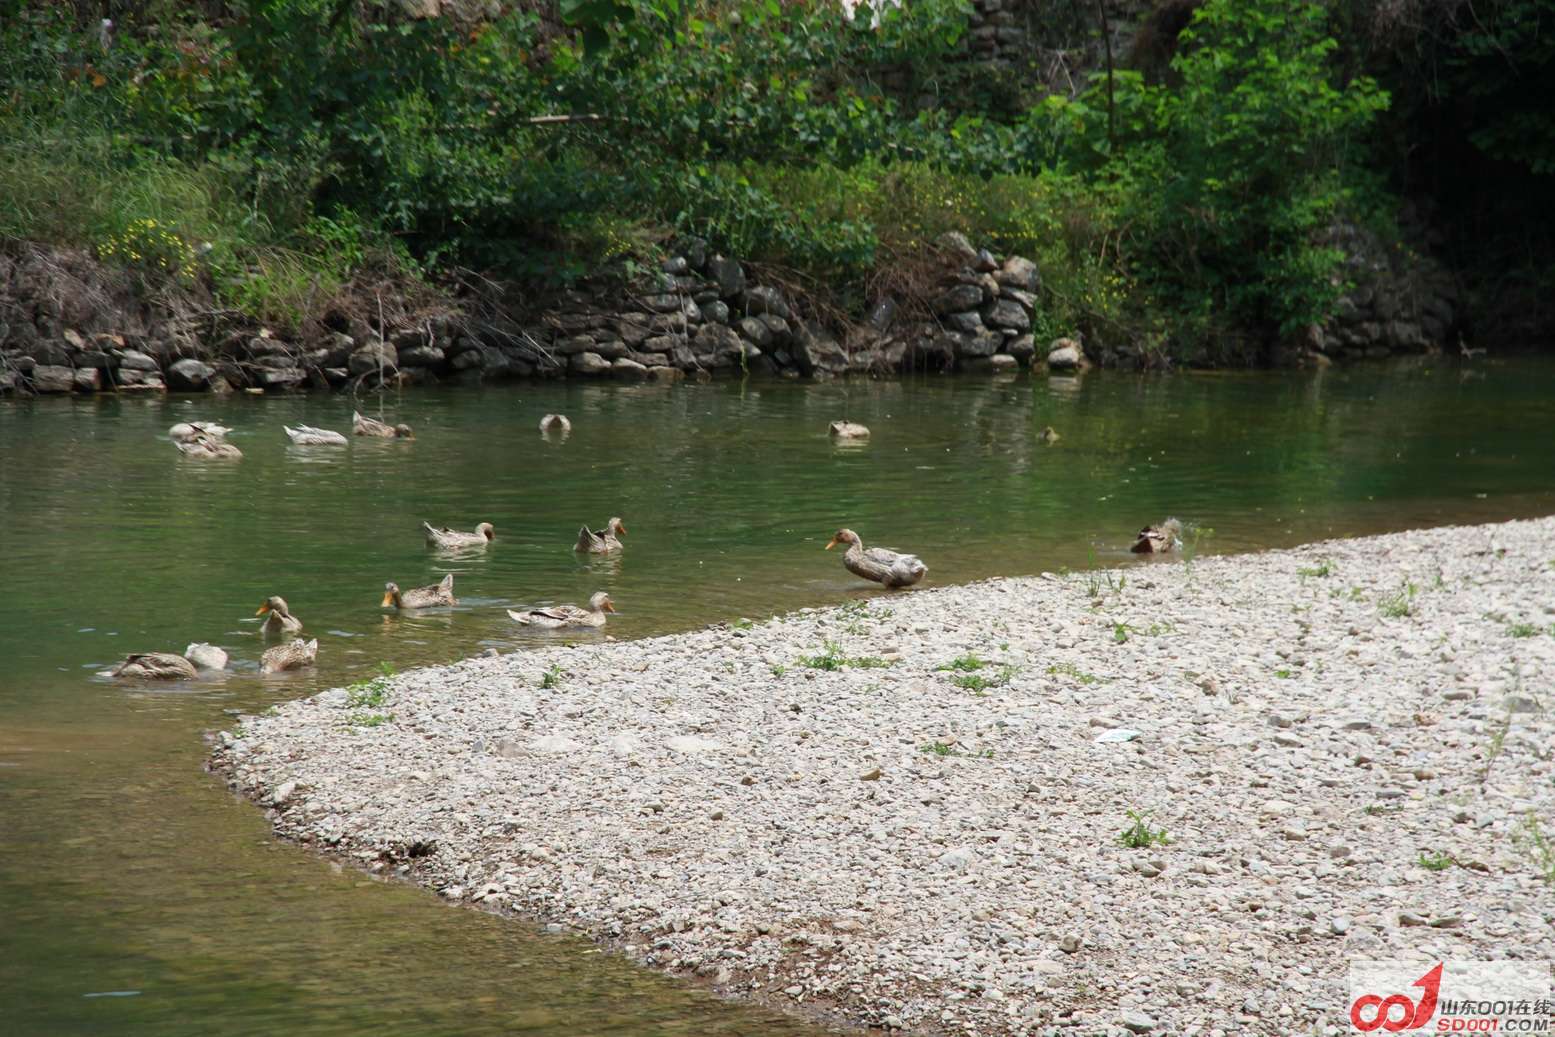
(2, 358, 1554, 1035)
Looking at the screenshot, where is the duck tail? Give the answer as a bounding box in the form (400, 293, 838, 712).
(506, 609, 531, 625)
(439, 573, 454, 591)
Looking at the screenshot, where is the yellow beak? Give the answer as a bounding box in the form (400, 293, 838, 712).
(381, 593, 395, 608)
(617, 523, 627, 536)
(603, 601, 616, 613)
(256, 604, 271, 616)
(824, 536, 839, 550)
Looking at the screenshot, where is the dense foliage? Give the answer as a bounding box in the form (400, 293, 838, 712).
(1, 0, 1545, 357)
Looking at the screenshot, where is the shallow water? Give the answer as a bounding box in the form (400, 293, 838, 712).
(2, 357, 1553, 1034)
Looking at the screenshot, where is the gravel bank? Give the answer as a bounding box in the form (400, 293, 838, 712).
(212, 517, 1555, 1036)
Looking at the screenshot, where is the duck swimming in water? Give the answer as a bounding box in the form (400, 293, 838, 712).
(575, 517, 626, 554)
(1130, 518, 1183, 554)
(507, 592, 615, 629)
(382, 574, 456, 610)
(353, 411, 414, 438)
(423, 522, 494, 550)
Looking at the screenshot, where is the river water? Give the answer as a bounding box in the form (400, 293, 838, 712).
(2, 358, 1552, 1034)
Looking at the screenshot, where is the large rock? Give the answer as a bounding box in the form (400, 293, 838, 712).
(707, 256, 745, 297)
(995, 255, 1040, 293)
(758, 313, 792, 345)
(570, 351, 611, 375)
(647, 365, 685, 383)
(397, 345, 445, 368)
(31, 365, 75, 393)
(702, 300, 730, 324)
(167, 358, 216, 390)
(348, 340, 397, 376)
(610, 358, 649, 380)
(983, 299, 1031, 332)
(1006, 335, 1037, 363)
(117, 349, 160, 371)
(73, 367, 102, 392)
(258, 367, 307, 389)
(1047, 338, 1088, 370)
(117, 369, 166, 391)
(945, 311, 983, 333)
(936, 231, 978, 265)
(319, 332, 356, 367)
(934, 284, 983, 315)
(32, 341, 72, 367)
(553, 335, 595, 357)
(737, 317, 772, 348)
(792, 323, 849, 376)
(956, 332, 1002, 358)
(593, 339, 630, 360)
(73, 350, 113, 369)
(741, 286, 791, 320)
(693, 323, 743, 359)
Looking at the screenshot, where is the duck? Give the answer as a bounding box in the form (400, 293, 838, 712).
(1130, 518, 1183, 554)
(353, 411, 414, 438)
(829, 420, 870, 439)
(539, 413, 572, 434)
(184, 643, 229, 671)
(175, 433, 242, 460)
(108, 652, 198, 679)
(1039, 425, 1060, 443)
(283, 424, 348, 446)
(825, 528, 927, 588)
(255, 596, 303, 636)
(261, 638, 317, 673)
(507, 592, 615, 629)
(423, 521, 494, 550)
(575, 517, 627, 554)
(169, 421, 231, 443)
(382, 574, 456, 610)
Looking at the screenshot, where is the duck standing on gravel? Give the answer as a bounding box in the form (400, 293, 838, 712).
(575, 517, 626, 554)
(256, 596, 303, 636)
(283, 423, 348, 446)
(261, 638, 317, 673)
(507, 592, 615, 629)
(353, 411, 414, 438)
(825, 528, 927, 588)
(382, 574, 456, 610)
(423, 522, 494, 550)
(1130, 518, 1183, 554)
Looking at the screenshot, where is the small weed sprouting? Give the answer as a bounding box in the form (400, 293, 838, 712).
(1418, 850, 1455, 872)
(799, 640, 891, 671)
(1379, 582, 1418, 618)
(1364, 803, 1404, 816)
(1119, 809, 1171, 849)
(346, 664, 396, 709)
(769, 663, 788, 677)
(349, 711, 393, 728)
(1508, 622, 1538, 638)
(1297, 560, 1334, 578)
(1047, 661, 1101, 685)
(732, 618, 754, 631)
(937, 654, 986, 673)
(952, 666, 1017, 694)
(1514, 812, 1555, 885)
(1480, 713, 1511, 786)
(918, 741, 995, 759)
(1275, 668, 1293, 679)
(540, 663, 564, 689)
(1112, 622, 1130, 644)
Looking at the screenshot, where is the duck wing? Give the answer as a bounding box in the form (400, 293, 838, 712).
(575, 526, 604, 552)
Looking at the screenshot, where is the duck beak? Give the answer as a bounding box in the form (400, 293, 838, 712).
(603, 601, 616, 613)
(824, 536, 839, 550)
(617, 523, 627, 536)
(256, 603, 271, 616)
(381, 592, 394, 608)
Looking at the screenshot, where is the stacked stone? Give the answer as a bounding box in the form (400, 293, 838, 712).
(1311, 221, 1459, 362)
(902, 232, 1042, 373)
(964, 0, 1025, 66)
(530, 240, 857, 381)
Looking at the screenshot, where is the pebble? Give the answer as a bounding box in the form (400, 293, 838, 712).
(214, 516, 1555, 1037)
